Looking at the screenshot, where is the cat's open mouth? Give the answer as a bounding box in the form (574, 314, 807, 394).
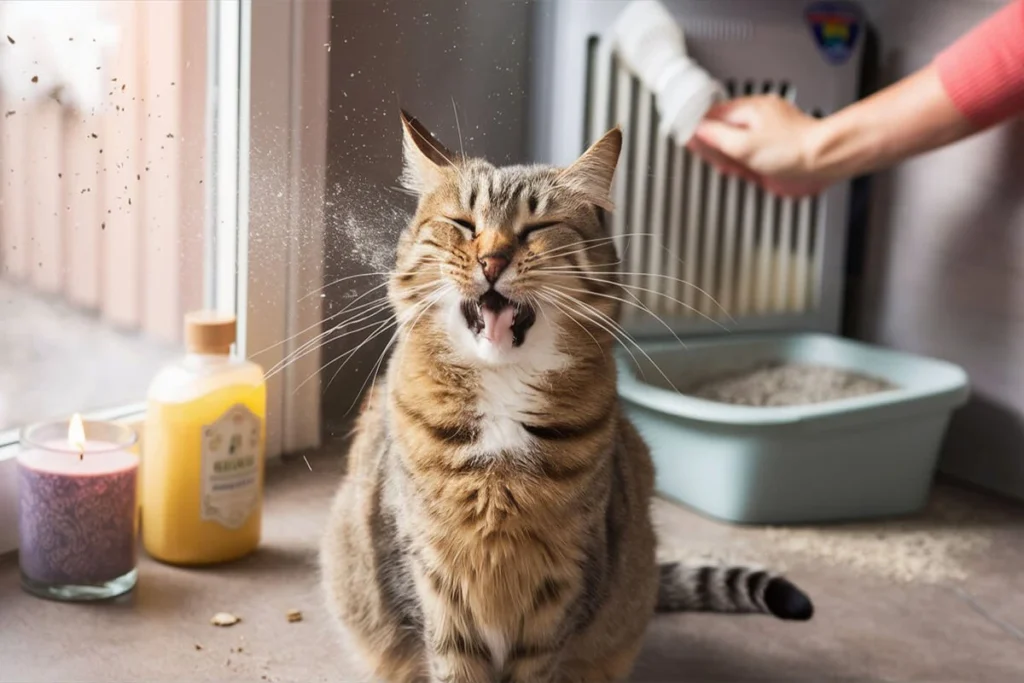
(461, 290, 536, 348)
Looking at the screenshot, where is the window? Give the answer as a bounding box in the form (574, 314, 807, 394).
(0, 0, 330, 554)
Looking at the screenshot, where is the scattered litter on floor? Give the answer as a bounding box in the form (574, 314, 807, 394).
(194, 643, 203, 651)
(687, 363, 896, 406)
(286, 609, 304, 623)
(210, 612, 241, 627)
(655, 486, 1011, 584)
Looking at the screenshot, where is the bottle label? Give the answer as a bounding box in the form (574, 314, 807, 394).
(200, 404, 262, 529)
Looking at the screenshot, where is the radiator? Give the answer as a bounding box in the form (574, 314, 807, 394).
(530, 0, 865, 337)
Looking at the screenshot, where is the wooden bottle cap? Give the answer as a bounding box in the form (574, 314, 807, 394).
(184, 310, 236, 355)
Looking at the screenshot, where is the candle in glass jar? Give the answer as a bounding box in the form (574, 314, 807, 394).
(18, 415, 139, 601)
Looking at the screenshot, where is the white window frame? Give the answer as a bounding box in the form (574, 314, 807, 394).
(0, 0, 330, 555)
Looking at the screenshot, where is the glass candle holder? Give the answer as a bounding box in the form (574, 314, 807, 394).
(17, 418, 139, 601)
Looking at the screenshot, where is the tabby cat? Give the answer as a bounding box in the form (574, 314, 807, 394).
(320, 111, 813, 683)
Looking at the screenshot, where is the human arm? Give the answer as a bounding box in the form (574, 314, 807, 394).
(688, 0, 1024, 197)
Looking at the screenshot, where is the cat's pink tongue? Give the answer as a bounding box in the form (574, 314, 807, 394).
(481, 306, 515, 346)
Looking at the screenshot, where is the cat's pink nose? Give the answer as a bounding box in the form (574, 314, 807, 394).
(479, 254, 510, 284)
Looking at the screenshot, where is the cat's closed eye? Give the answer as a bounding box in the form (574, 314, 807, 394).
(519, 221, 561, 241)
(449, 218, 476, 235)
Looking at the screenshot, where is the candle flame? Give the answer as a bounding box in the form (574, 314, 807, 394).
(68, 413, 87, 454)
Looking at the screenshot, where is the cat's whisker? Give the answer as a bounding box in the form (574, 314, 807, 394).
(254, 281, 393, 360)
(529, 231, 657, 265)
(537, 287, 643, 376)
(265, 313, 393, 385)
(349, 284, 453, 415)
(548, 283, 690, 350)
(451, 97, 466, 161)
(388, 184, 420, 198)
(536, 269, 735, 324)
(306, 283, 443, 397)
(259, 302, 390, 380)
(542, 286, 680, 392)
(299, 271, 394, 303)
(559, 277, 730, 333)
(529, 239, 624, 266)
(261, 293, 399, 376)
(532, 291, 603, 358)
(299, 316, 400, 395)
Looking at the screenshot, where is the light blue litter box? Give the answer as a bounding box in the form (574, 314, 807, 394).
(617, 332, 970, 525)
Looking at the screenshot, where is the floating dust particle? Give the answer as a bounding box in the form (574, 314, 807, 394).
(101, 223, 105, 230)
(90, 133, 98, 139)
(302, 455, 312, 472)
(194, 644, 203, 651)
(30, 76, 38, 83)
(166, 133, 174, 138)
(210, 612, 241, 627)
(7, 35, 14, 44)
(286, 609, 303, 623)
(4, 111, 14, 118)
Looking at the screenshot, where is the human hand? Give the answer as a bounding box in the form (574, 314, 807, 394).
(688, 95, 831, 197)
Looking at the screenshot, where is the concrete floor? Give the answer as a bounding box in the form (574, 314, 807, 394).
(0, 280, 178, 432)
(2, 447, 1023, 682)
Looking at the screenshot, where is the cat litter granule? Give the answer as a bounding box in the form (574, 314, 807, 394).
(686, 363, 897, 407)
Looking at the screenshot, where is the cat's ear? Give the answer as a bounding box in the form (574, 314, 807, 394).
(558, 127, 622, 211)
(400, 109, 454, 195)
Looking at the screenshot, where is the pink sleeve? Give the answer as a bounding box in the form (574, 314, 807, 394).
(934, 0, 1024, 129)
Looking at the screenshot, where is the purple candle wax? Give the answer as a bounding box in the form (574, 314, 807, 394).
(18, 420, 138, 597)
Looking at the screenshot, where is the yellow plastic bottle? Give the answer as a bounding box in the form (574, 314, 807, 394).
(142, 311, 266, 565)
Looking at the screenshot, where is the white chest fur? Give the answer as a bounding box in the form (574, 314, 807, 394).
(472, 364, 542, 456)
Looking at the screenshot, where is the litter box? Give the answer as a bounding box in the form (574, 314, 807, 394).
(617, 333, 970, 525)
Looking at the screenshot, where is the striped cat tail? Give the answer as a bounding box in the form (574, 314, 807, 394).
(655, 562, 814, 621)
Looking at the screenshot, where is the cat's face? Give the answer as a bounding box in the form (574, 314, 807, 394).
(391, 111, 622, 367)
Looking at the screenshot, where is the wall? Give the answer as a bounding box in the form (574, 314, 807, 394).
(321, 0, 532, 432)
(852, 0, 1024, 499)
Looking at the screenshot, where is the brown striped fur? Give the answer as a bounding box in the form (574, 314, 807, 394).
(321, 111, 811, 683)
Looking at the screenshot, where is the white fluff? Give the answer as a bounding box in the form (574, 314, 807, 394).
(0, 0, 120, 113)
(610, 0, 724, 143)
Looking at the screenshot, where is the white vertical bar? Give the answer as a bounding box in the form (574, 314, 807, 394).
(699, 166, 722, 317)
(755, 191, 776, 314)
(682, 152, 702, 317)
(718, 174, 740, 317)
(665, 143, 686, 314)
(647, 132, 670, 314)
(589, 40, 612, 147)
(213, 0, 241, 319)
(610, 63, 632, 262)
(628, 88, 652, 299)
(772, 88, 799, 314)
(774, 197, 794, 312)
(735, 181, 757, 317)
(810, 196, 824, 309)
(794, 196, 813, 312)
(282, 0, 329, 453)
